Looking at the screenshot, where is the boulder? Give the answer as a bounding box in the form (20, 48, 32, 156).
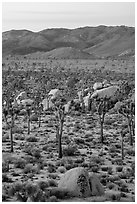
(58, 167, 91, 197)
(89, 173, 105, 196)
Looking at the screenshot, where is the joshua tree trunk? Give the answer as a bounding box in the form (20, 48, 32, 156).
(58, 119, 63, 158)
(55, 125, 59, 142)
(131, 118, 135, 136)
(38, 113, 41, 128)
(100, 121, 104, 143)
(128, 118, 133, 146)
(121, 131, 124, 160)
(28, 115, 30, 135)
(10, 116, 14, 152)
(99, 112, 105, 144)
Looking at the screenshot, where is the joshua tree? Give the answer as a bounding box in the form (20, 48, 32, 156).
(94, 97, 114, 143)
(115, 99, 135, 146)
(26, 104, 32, 135)
(54, 104, 65, 158)
(121, 130, 125, 160)
(34, 94, 43, 128)
(3, 104, 20, 152)
(51, 91, 68, 158)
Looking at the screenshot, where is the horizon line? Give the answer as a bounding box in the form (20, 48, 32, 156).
(2, 24, 135, 33)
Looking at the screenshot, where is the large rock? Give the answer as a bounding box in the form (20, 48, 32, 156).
(58, 167, 91, 197)
(58, 167, 104, 198)
(89, 173, 105, 196)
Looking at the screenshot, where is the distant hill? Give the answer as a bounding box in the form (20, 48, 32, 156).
(2, 26, 135, 58)
(26, 47, 95, 59)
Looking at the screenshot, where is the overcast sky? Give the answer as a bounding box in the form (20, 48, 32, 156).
(2, 2, 135, 32)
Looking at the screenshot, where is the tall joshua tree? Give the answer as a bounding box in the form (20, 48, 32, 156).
(115, 99, 135, 146)
(55, 104, 65, 158)
(94, 97, 114, 143)
(51, 91, 67, 158)
(3, 104, 20, 152)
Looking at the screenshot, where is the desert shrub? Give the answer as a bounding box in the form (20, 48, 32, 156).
(18, 109, 27, 116)
(48, 179, 58, 187)
(23, 164, 34, 174)
(48, 173, 59, 179)
(74, 158, 84, 164)
(49, 187, 70, 199)
(107, 167, 113, 175)
(42, 144, 49, 151)
(2, 161, 9, 172)
(48, 195, 58, 202)
(14, 158, 26, 169)
(30, 114, 38, 121)
(24, 155, 36, 163)
(114, 158, 123, 165)
(107, 183, 118, 190)
(105, 118, 116, 125)
(14, 134, 25, 140)
(57, 166, 66, 173)
(12, 127, 23, 134)
(125, 149, 135, 156)
(65, 164, 73, 170)
(3, 124, 10, 130)
(23, 144, 33, 155)
(63, 145, 77, 156)
(2, 173, 12, 183)
(26, 136, 38, 142)
(31, 148, 41, 159)
(91, 165, 100, 173)
(101, 166, 109, 171)
(74, 137, 85, 144)
(55, 159, 66, 167)
(47, 164, 56, 173)
(116, 166, 123, 172)
(23, 164, 40, 174)
(37, 181, 49, 191)
(89, 155, 104, 165)
(109, 146, 116, 153)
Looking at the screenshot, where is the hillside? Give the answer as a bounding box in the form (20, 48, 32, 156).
(26, 47, 95, 59)
(2, 26, 135, 58)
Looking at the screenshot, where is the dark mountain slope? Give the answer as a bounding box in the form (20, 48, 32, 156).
(2, 26, 135, 58)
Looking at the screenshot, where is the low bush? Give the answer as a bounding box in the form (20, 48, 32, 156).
(48, 179, 58, 187)
(49, 187, 70, 199)
(2, 173, 13, 183)
(57, 166, 66, 173)
(14, 134, 25, 140)
(48, 195, 58, 202)
(26, 136, 38, 142)
(23, 164, 40, 174)
(63, 145, 77, 156)
(14, 158, 26, 169)
(37, 181, 49, 191)
(116, 166, 123, 172)
(2, 161, 9, 173)
(48, 173, 59, 179)
(12, 127, 23, 134)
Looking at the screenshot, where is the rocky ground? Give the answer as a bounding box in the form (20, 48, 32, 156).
(2, 110, 135, 202)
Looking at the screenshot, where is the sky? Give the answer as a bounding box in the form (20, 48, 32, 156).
(2, 2, 135, 32)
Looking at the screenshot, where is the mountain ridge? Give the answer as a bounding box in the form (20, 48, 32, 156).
(2, 25, 135, 58)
